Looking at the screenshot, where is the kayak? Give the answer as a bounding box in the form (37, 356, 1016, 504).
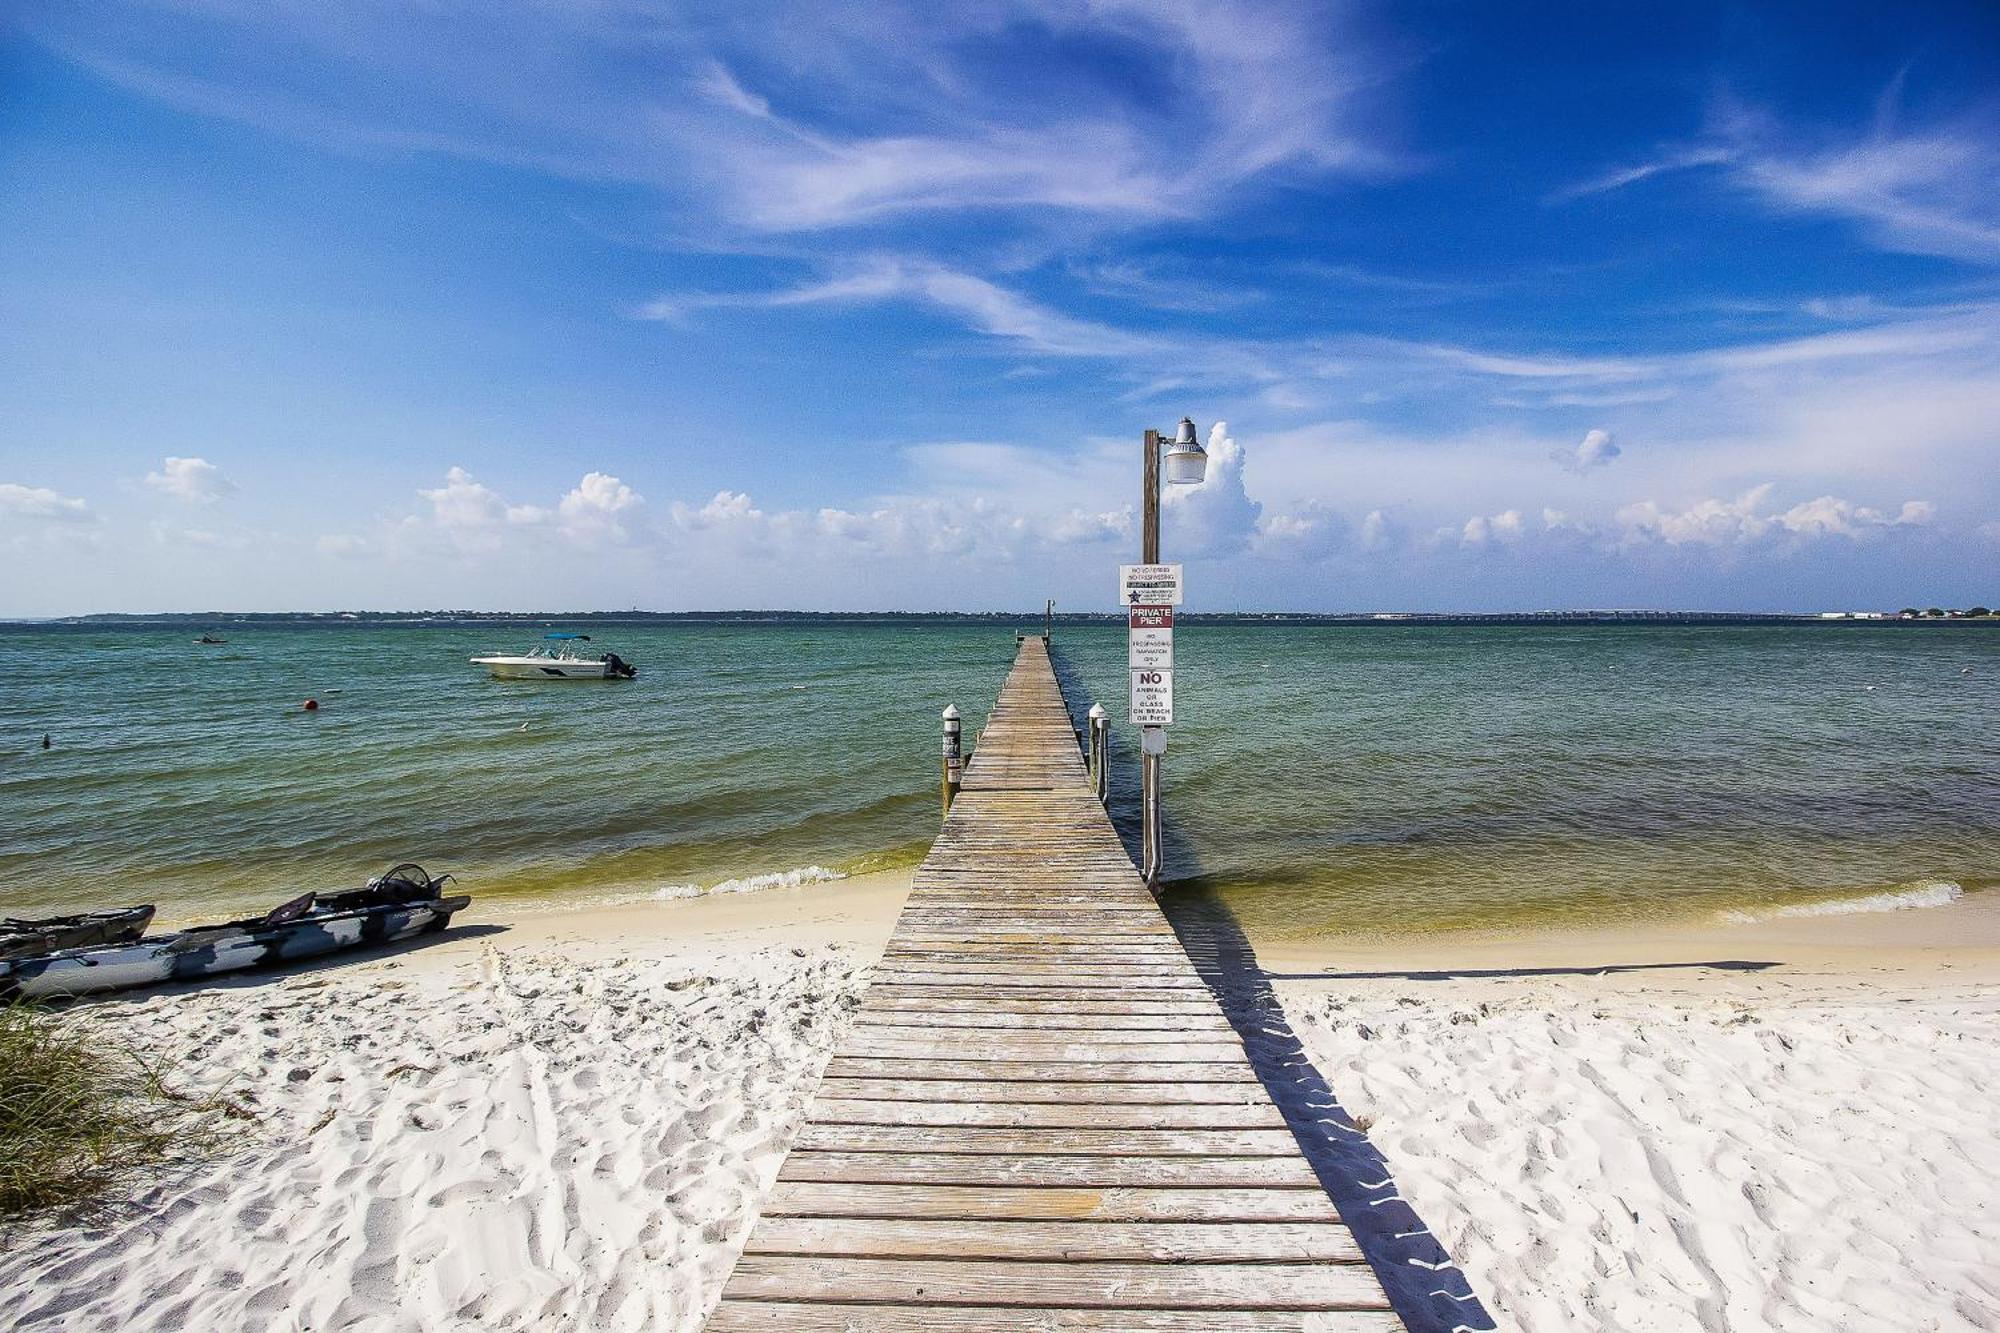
(0, 906, 156, 961)
(1, 865, 470, 1001)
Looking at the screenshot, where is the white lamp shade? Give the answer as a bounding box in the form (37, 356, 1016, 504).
(1164, 442, 1208, 485)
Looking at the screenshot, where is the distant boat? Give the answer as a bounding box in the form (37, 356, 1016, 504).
(0, 864, 468, 1000)
(194, 634, 227, 645)
(1, 906, 155, 961)
(470, 632, 637, 680)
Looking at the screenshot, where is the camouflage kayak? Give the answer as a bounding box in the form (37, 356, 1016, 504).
(1, 865, 469, 1001)
(1, 906, 156, 961)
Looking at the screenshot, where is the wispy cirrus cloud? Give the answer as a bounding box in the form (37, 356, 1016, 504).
(645, 254, 2000, 415)
(640, 257, 1166, 358)
(1555, 88, 2000, 265)
(22, 1, 1398, 239)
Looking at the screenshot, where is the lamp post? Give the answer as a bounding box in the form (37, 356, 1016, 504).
(1138, 417, 1208, 889)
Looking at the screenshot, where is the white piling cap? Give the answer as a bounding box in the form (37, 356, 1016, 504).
(941, 704, 961, 721)
(1087, 703, 1107, 719)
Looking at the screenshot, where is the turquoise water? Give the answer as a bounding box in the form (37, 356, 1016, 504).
(3, 621, 1996, 937)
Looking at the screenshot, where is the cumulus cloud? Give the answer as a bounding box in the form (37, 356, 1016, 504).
(419, 467, 528, 534)
(665, 488, 1044, 565)
(400, 467, 644, 556)
(1459, 509, 1526, 545)
(0, 483, 94, 523)
(1616, 485, 1933, 548)
(1252, 502, 1347, 561)
(556, 471, 644, 543)
(144, 456, 236, 504)
(669, 490, 762, 532)
(1773, 494, 1933, 538)
(1049, 507, 1132, 546)
(1555, 428, 1621, 472)
(1160, 422, 1261, 557)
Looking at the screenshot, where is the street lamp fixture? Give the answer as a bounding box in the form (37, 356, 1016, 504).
(1162, 417, 1209, 487)
(1136, 415, 1208, 891)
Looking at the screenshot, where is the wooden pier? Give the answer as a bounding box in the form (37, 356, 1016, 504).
(705, 636, 1401, 1330)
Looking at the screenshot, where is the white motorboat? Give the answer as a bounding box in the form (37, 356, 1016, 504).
(470, 633, 637, 680)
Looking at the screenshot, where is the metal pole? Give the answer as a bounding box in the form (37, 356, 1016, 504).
(1142, 737, 1162, 887)
(940, 704, 962, 817)
(1088, 703, 1108, 802)
(1045, 598, 1054, 641)
(1140, 429, 1163, 890)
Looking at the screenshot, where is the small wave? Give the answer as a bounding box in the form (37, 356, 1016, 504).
(1722, 880, 1963, 924)
(645, 864, 847, 902)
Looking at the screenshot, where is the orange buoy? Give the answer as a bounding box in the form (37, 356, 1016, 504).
(303, 698, 319, 712)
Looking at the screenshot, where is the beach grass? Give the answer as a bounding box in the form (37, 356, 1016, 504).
(0, 1001, 231, 1222)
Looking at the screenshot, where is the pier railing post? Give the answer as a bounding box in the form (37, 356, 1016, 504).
(940, 704, 963, 817)
(1092, 705, 1108, 800)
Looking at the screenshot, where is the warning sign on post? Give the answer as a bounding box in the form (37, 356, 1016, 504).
(1129, 629, 1173, 671)
(1119, 564, 1183, 607)
(1129, 604, 1173, 671)
(1130, 668, 1174, 725)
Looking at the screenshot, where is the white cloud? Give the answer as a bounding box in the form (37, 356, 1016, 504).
(1555, 428, 1621, 472)
(1049, 506, 1132, 545)
(1546, 146, 1737, 204)
(1072, 260, 1263, 313)
(645, 257, 1161, 359)
(1555, 93, 2000, 264)
(676, 4, 1388, 232)
(1615, 484, 1933, 548)
(144, 456, 236, 504)
(34, 3, 1392, 237)
(1160, 422, 1262, 558)
(400, 467, 643, 557)
(149, 520, 248, 550)
(666, 488, 1045, 565)
(1460, 509, 1525, 545)
(1773, 494, 1933, 539)
(669, 490, 762, 533)
(407, 466, 539, 554)
(316, 533, 370, 558)
(0, 483, 93, 523)
(1252, 502, 1346, 560)
(1616, 487, 1775, 547)
(556, 471, 643, 543)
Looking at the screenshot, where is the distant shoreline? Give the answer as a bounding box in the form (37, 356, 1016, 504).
(9, 609, 2000, 628)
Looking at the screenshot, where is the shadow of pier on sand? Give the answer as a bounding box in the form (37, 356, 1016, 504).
(1266, 957, 1780, 983)
(1163, 887, 1501, 1333)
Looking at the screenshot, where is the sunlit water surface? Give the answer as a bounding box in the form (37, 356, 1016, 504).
(4, 620, 1994, 937)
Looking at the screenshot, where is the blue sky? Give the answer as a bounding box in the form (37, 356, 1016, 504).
(2, 1, 1996, 614)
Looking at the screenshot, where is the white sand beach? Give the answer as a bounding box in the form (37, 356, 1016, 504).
(1268, 899, 2000, 1332)
(4, 874, 1999, 1333)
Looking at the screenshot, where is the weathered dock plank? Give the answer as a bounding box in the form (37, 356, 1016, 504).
(701, 636, 1399, 1329)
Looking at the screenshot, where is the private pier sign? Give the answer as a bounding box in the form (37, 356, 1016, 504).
(1120, 565, 1181, 726)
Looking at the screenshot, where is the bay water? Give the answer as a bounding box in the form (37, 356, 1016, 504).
(3, 620, 1994, 939)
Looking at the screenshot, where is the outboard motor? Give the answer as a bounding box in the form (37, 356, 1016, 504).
(603, 652, 636, 679)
